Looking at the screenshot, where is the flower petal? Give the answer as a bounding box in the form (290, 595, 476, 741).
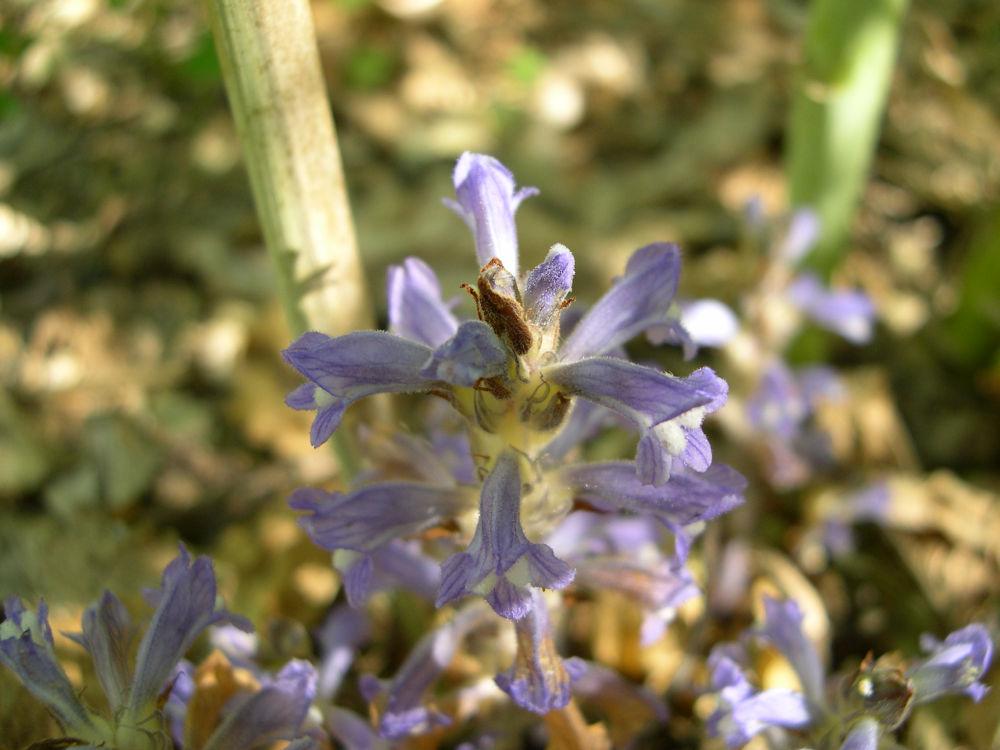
(495, 591, 575, 714)
(787, 273, 876, 344)
(559, 243, 681, 361)
(707, 649, 813, 749)
(545, 358, 727, 484)
(909, 624, 993, 704)
(522, 244, 575, 329)
(317, 605, 370, 701)
(75, 591, 135, 713)
(0, 597, 98, 736)
(447, 152, 537, 275)
(387, 257, 459, 347)
(437, 452, 574, 619)
(283, 331, 436, 447)
(779, 209, 820, 263)
(839, 718, 880, 750)
(369, 605, 491, 739)
(290, 483, 470, 554)
(420, 320, 508, 387)
(129, 545, 251, 713)
(203, 660, 318, 750)
(756, 597, 826, 708)
(562, 461, 745, 527)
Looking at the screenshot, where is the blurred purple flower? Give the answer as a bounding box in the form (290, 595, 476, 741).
(362, 605, 491, 739)
(787, 273, 876, 344)
(755, 597, 826, 708)
(839, 717, 880, 750)
(706, 646, 812, 748)
(909, 624, 993, 704)
(495, 591, 584, 713)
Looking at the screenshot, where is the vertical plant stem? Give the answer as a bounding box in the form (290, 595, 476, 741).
(206, 0, 372, 477)
(786, 0, 909, 276)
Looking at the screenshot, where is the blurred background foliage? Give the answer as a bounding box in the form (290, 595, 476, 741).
(1, 0, 999, 746)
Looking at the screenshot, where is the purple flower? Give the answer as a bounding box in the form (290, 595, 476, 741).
(445, 152, 538, 276)
(129, 545, 252, 714)
(69, 591, 136, 714)
(655, 298, 740, 360)
(284, 323, 506, 447)
(200, 659, 317, 750)
(787, 273, 876, 344)
(437, 452, 574, 620)
(2, 546, 253, 746)
(706, 646, 812, 748)
(387, 257, 459, 347)
(778, 209, 820, 264)
(546, 360, 728, 485)
(290, 481, 471, 561)
(523, 244, 575, 333)
(839, 717, 880, 750)
(495, 591, 584, 713)
(559, 243, 682, 362)
(326, 706, 384, 750)
(546, 513, 698, 645)
(820, 482, 891, 557)
(909, 624, 993, 704)
(0, 597, 102, 738)
(560, 461, 745, 530)
(316, 604, 370, 700)
(755, 597, 826, 708)
(363, 604, 491, 739)
(291, 481, 465, 608)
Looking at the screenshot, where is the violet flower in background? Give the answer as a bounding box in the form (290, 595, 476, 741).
(704, 595, 995, 749)
(1, 545, 320, 749)
(909, 624, 993, 704)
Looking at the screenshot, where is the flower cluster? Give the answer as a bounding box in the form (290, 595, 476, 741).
(283, 153, 746, 737)
(706, 596, 994, 749)
(694, 206, 879, 489)
(0, 546, 318, 749)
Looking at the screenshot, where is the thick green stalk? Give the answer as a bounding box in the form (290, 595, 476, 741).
(206, 0, 371, 476)
(786, 0, 909, 276)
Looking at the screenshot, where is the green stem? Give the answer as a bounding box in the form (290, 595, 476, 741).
(786, 0, 909, 276)
(205, 0, 371, 478)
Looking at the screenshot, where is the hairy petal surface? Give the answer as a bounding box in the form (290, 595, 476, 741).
(559, 243, 681, 361)
(285, 328, 507, 446)
(446, 152, 537, 275)
(419, 320, 508, 387)
(284, 332, 436, 446)
(522, 244, 575, 330)
(290, 483, 470, 554)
